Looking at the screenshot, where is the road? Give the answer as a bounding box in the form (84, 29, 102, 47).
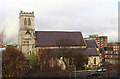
(26, 70, 120, 79)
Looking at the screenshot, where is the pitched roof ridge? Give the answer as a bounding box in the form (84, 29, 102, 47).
(35, 31, 81, 33)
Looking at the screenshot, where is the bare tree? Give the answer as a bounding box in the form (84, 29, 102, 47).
(38, 47, 61, 72)
(37, 39, 87, 73)
(2, 46, 26, 77)
(0, 27, 15, 45)
(56, 39, 88, 70)
(103, 62, 112, 78)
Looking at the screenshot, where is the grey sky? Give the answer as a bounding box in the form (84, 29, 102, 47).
(0, 0, 119, 44)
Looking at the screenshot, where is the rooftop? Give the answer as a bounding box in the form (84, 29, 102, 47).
(35, 31, 86, 47)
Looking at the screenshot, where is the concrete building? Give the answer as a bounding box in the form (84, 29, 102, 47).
(104, 47, 119, 69)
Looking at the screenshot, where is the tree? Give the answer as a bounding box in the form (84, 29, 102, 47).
(38, 47, 61, 72)
(56, 39, 88, 70)
(73, 49, 88, 70)
(2, 46, 26, 77)
(29, 51, 37, 68)
(37, 39, 88, 73)
(103, 62, 112, 78)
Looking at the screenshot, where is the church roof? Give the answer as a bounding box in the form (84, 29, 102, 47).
(85, 39, 98, 48)
(35, 31, 86, 47)
(43, 48, 99, 57)
(83, 48, 99, 56)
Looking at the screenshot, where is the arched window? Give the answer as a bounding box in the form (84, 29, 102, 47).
(39, 49, 40, 53)
(24, 18, 27, 26)
(94, 58, 96, 64)
(30, 51, 31, 55)
(28, 18, 31, 25)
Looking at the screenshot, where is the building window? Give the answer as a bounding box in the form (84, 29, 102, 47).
(30, 51, 31, 55)
(28, 18, 31, 25)
(39, 49, 40, 53)
(24, 18, 27, 26)
(116, 52, 118, 54)
(94, 58, 96, 64)
(111, 55, 112, 58)
(109, 60, 112, 64)
(69, 58, 72, 65)
(114, 46, 115, 48)
(105, 55, 108, 58)
(105, 51, 108, 54)
(111, 51, 113, 54)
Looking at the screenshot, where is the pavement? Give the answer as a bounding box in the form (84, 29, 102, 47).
(73, 69, 97, 72)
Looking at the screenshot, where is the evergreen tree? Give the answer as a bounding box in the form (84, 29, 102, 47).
(29, 51, 37, 68)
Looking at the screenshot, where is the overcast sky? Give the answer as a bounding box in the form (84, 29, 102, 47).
(0, 0, 119, 44)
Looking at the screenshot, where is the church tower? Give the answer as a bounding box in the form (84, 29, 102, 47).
(18, 11, 35, 58)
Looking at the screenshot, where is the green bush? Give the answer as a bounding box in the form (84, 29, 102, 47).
(29, 51, 37, 68)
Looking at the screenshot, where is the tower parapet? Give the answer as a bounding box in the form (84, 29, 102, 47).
(19, 11, 34, 18)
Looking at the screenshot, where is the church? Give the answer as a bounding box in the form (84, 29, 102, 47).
(17, 11, 100, 69)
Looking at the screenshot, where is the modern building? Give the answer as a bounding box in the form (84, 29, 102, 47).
(104, 47, 119, 69)
(104, 42, 120, 68)
(89, 34, 108, 62)
(106, 42, 120, 51)
(89, 34, 107, 50)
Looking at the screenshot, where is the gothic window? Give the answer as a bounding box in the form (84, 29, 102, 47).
(30, 51, 31, 55)
(94, 58, 96, 64)
(69, 58, 72, 65)
(24, 18, 27, 26)
(28, 18, 31, 25)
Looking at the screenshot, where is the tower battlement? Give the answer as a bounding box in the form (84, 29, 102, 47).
(19, 11, 34, 17)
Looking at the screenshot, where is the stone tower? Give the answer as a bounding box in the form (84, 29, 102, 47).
(18, 11, 35, 58)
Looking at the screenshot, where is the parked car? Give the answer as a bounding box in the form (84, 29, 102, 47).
(87, 72, 100, 78)
(97, 68, 106, 72)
